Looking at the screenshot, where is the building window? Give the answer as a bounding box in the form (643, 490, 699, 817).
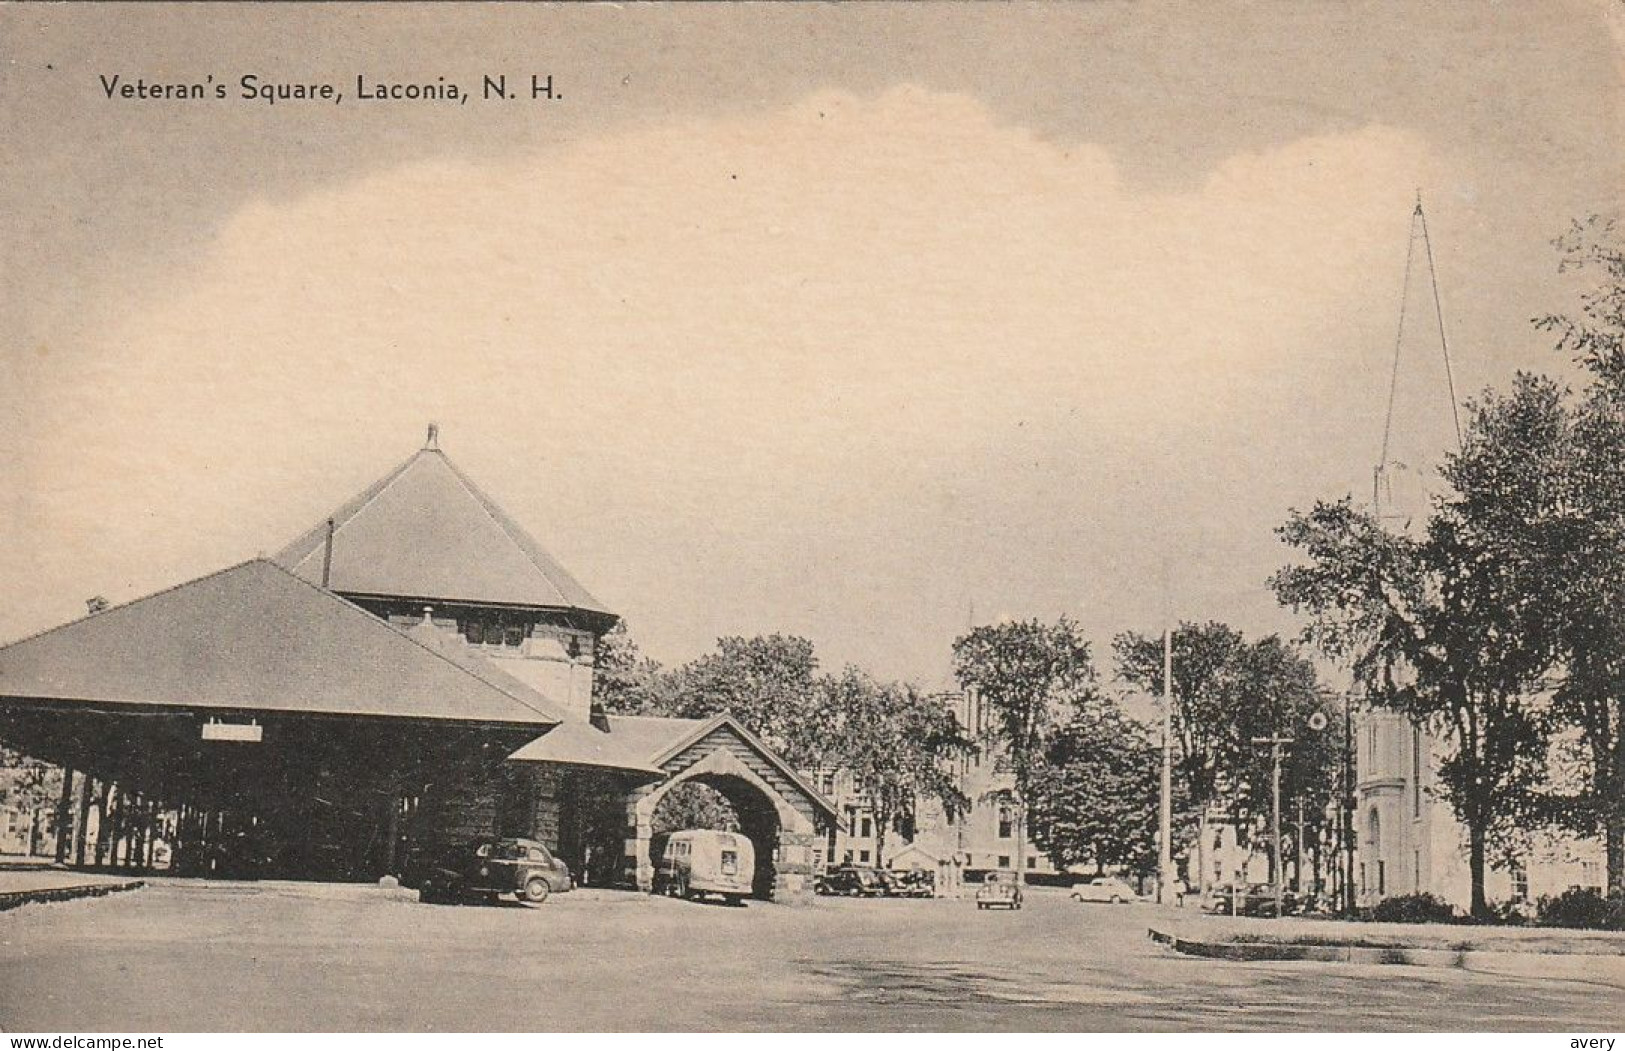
(859, 850, 870, 864)
(462, 616, 527, 648)
(998, 855, 1011, 868)
(1377, 860, 1386, 896)
(820, 771, 836, 796)
(1412, 729, 1423, 817)
(998, 809, 1013, 839)
(860, 817, 872, 839)
(1026, 856, 1037, 870)
(1511, 862, 1529, 903)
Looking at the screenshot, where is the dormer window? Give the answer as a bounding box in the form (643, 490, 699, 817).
(461, 616, 528, 648)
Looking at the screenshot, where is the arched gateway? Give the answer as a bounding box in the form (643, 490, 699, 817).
(0, 430, 834, 897)
(621, 718, 821, 900)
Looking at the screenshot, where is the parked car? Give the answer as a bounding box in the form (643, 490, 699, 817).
(655, 829, 755, 905)
(817, 864, 887, 897)
(1069, 876, 1142, 904)
(886, 868, 936, 898)
(415, 836, 573, 906)
(975, 869, 1024, 910)
(1204, 883, 1303, 917)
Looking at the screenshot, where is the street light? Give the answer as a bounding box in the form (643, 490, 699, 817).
(1250, 734, 1294, 918)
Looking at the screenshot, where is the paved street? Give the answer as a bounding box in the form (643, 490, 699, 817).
(1, 882, 1621, 1032)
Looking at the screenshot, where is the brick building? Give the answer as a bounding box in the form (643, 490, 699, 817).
(0, 429, 834, 900)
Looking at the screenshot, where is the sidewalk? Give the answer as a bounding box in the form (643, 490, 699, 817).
(1166, 911, 1625, 955)
(0, 864, 145, 911)
(1150, 911, 1625, 987)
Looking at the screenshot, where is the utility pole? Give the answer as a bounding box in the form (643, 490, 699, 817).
(1344, 690, 1357, 915)
(1158, 625, 1174, 904)
(1251, 734, 1294, 918)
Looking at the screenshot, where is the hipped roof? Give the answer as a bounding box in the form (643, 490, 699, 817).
(276, 446, 612, 617)
(0, 559, 563, 726)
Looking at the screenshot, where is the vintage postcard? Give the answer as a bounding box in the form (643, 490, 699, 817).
(1, 1, 1621, 1037)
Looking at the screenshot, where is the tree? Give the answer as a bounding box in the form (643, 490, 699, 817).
(1027, 695, 1163, 880)
(596, 630, 831, 768)
(593, 621, 673, 716)
(650, 782, 740, 837)
(1538, 214, 1625, 384)
(1115, 623, 1332, 896)
(822, 668, 972, 867)
(952, 618, 1098, 881)
(0, 746, 62, 856)
(1532, 216, 1625, 896)
(664, 634, 827, 768)
(1273, 491, 1553, 918)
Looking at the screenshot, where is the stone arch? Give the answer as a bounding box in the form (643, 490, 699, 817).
(626, 745, 815, 901)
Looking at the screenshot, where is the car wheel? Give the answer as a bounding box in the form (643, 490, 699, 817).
(1110, 895, 1122, 905)
(521, 876, 551, 905)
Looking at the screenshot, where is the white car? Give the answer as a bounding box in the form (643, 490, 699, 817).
(1069, 876, 1141, 904)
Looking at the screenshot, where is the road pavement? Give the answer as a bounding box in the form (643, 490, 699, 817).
(1, 882, 1620, 1031)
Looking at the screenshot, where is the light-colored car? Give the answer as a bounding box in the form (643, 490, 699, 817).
(1069, 876, 1142, 904)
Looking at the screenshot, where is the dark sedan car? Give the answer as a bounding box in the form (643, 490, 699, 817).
(816, 865, 886, 897)
(1204, 883, 1302, 917)
(415, 836, 573, 905)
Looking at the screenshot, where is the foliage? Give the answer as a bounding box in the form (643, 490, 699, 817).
(594, 626, 974, 867)
(593, 621, 675, 716)
(1369, 892, 1458, 924)
(650, 782, 740, 837)
(661, 634, 826, 768)
(1534, 887, 1625, 930)
(1526, 218, 1625, 896)
(1273, 486, 1553, 917)
(1027, 695, 1166, 878)
(1536, 214, 1625, 384)
(1113, 623, 1337, 882)
(0, 746, 61, 814)
(952, 618, 1099, 877)
(820, 668, 973, 867)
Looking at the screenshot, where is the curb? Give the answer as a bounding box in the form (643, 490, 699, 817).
(0, 880, 145, 913)
(1149, 927, 1471, 967)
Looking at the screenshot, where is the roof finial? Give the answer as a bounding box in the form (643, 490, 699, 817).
(1414, 187, 1424, 216)
(425, 422, 440, 450)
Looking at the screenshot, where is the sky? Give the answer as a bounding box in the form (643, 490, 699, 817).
(1, 3, 1620, 688)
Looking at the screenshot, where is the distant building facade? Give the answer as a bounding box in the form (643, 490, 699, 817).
(1356, 708, 1604, 911)
(809, 688, 1062, 896)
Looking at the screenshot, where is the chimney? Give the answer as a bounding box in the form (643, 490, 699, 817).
(321, 518, 335, 588)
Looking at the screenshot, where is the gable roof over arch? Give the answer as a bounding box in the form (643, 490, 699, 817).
(276, 444, 612, 618)
(508, 711, 838, 821)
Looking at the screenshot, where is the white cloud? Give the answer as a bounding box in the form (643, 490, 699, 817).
(9, 86, 1443, 675)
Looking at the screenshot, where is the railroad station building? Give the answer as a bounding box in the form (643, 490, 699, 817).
(0, 429, 834, 901)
